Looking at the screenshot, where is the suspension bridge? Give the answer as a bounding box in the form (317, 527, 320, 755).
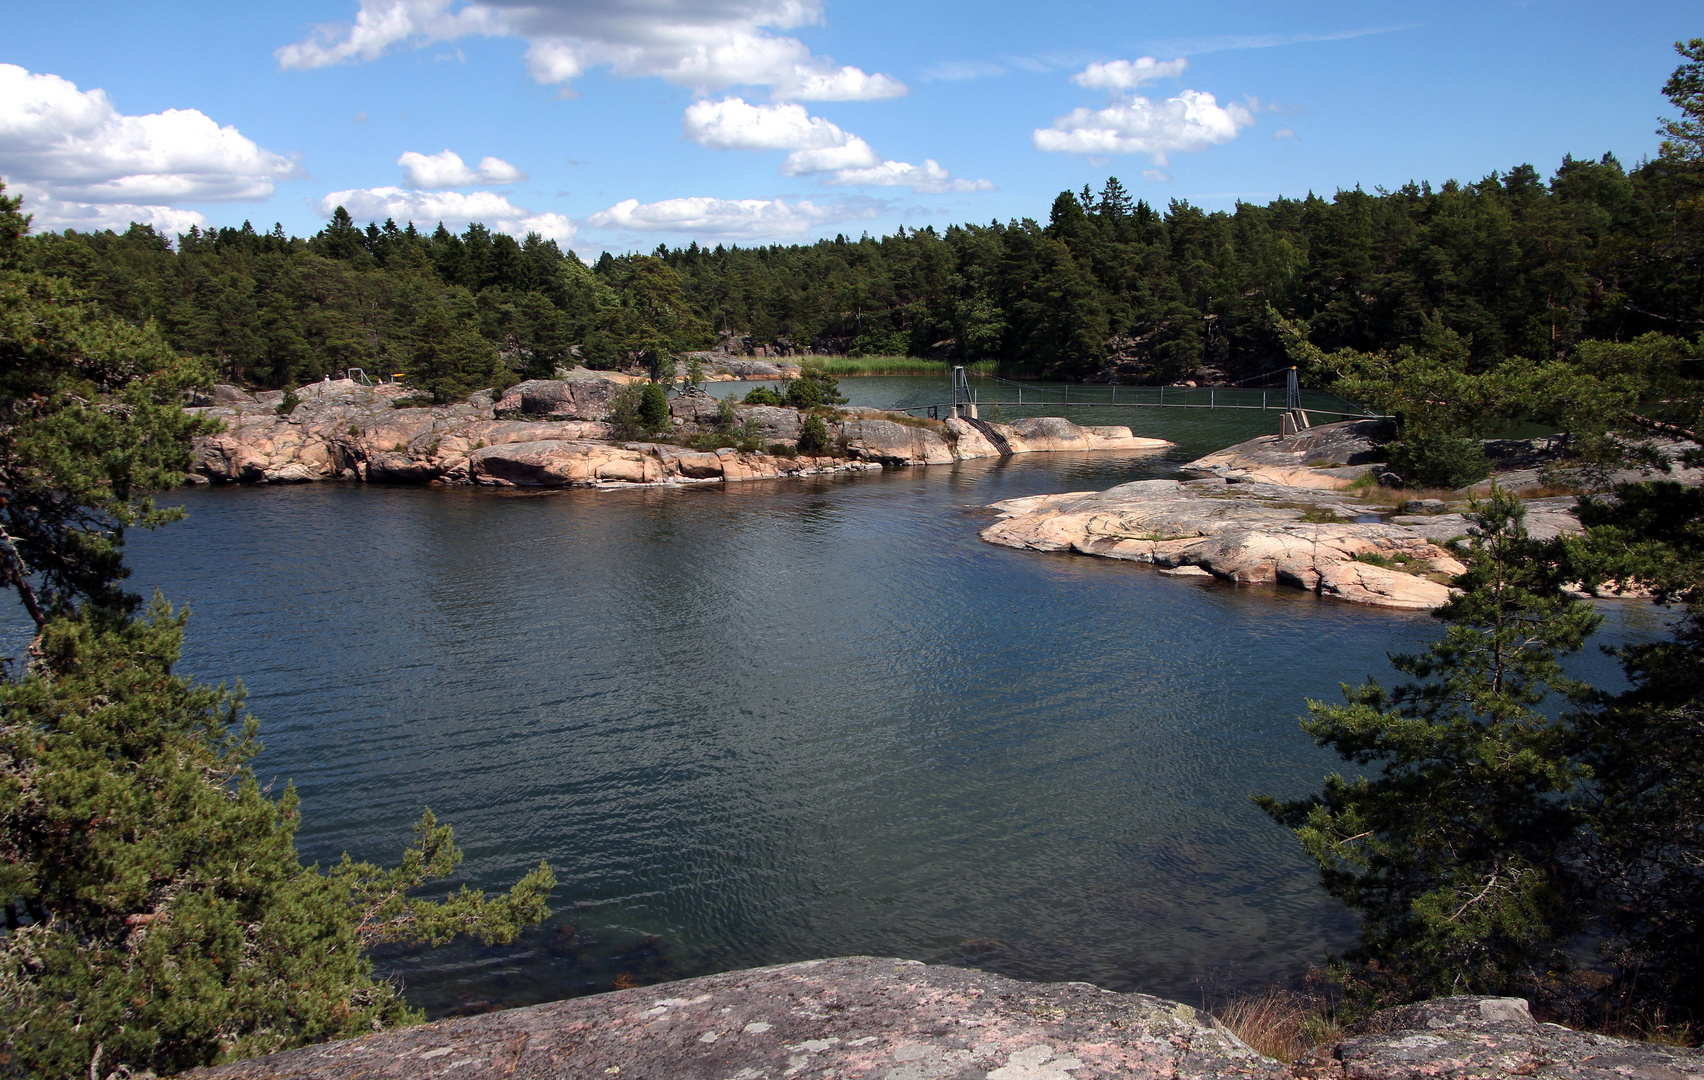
(888, 366, 1384, 435)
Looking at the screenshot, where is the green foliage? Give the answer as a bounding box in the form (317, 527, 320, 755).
(743, 385, 785, 406)
(1659, 38, 1704, 163)
(1386, 434, 1493, 489)
(0, 184, 217, 627)
(274, 389, 301, 416)
(24, 107, 1704, 388)
(797, 414, 830, 454)
(1258, 491, 1600, 1009)
(638, 382, 669, 431)
(849, 327, 910, 357)
(404, 301, 503, 404)
(606, 382, 646, 438)
(0, 186, 554, 1075)
(0, 605, 553, 1077)
(784, 365, 848, 409)
(715, 395, 738, 432)
(1562, 481, 1704, 1018)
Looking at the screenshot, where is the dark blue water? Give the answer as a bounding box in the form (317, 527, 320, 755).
(29, 386, 1664, 1016)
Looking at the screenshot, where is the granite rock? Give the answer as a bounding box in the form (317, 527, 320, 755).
(186, 957, 1285, 1080)
(981, 478, 1465, 609)
(1298, 996, 1704, 1080)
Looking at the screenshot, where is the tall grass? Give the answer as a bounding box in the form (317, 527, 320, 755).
(809, 356, 1000, 376)
(1213, 987, 1341, 1062)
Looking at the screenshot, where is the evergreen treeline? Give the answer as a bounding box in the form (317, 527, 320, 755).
(19, 145, 1702, 390)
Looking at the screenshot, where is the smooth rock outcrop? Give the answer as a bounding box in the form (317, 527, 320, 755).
(981, 478, 1466, 609)
(188, 378, 1175, 488)
(494, 370, 638, 420)
(184, 965, 1703, 1080)
(187, 957, 1285, 1080)
(1187, 420, 1391, 489)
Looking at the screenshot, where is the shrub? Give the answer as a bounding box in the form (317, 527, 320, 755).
(607, 383, 645, 437)
(275, 390, 301, 416)
(743, 385, 784, 406)
(784, 365, 848, 409)
(715, 395, 738, 431)
(638, 383, 669, 430)
(798, 414, 830, 454)
(1387, 433, 1492, 489)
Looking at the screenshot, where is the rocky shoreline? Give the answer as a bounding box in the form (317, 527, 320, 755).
(980, 420, 1590, 610)
(186, 373, 1170, 488)
(187, 957, 1702, 1080)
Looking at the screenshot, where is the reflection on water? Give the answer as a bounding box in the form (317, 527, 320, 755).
(22, 386, 1663, 1016)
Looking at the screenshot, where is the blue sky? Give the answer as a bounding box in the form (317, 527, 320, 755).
(1, 1, 1697, 259)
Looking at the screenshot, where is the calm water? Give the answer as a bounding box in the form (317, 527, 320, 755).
(25, 378, 1666, 1015)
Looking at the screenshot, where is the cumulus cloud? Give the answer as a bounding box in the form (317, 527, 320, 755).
(11, 194, 212, 235)
(0, 63, 297, 232)
(682, 96, 989, 193)
(398, 149, 527, 187)
(827, 159, 992, 193)
(584, 194, 878, 240)
(1072, 56, 1187, 90)
(278, 0, 907, 101)
(315, 186, 575, 242)
(1034, 86, 1254, 165)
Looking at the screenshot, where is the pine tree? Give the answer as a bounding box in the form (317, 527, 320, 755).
(0, 185, 554, 1076)
(1258, 491, 1599, 1008)
(0, 605, 554, 1076)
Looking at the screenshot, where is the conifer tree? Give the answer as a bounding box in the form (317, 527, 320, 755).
(1258, 492, 1599, 1008)
(0, 184, 555, 1076)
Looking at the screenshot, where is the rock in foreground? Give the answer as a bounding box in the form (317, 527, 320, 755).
(186, 959, 1703, 1080)
(1298, 995, 1704, 1080)
(189, 956, 1283, 1080)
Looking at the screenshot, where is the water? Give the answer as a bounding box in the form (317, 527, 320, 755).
(17, 379, 1668, 1015)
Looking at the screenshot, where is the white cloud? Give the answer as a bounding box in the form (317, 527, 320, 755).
(279, 0, 907, 101)
(826, 160, 992, 193)
(1073, 57, 1187, 91)
(1033, 88, 1254, 165)
(315, 186, 575, 242)
(0, 63, 297, 233)
(683, 97, 844, 152)
(8, 189, 211, 235)
(276, 0, 504, 69)
(397, 149, 527, 187)
(682, 96, 989, 193)
(584, 194, 877, 240)
(1273, 127, 1297, 139)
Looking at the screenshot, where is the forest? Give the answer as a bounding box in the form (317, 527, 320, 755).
(14, 119, 1702, 394)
